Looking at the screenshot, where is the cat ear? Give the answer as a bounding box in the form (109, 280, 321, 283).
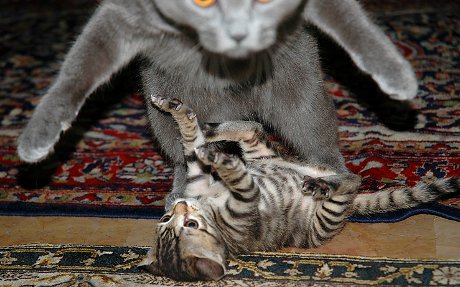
(195, 258, 226, 280)
(138, 248, 163, 276)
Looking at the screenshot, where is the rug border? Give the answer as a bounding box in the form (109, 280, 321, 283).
(0, 201, 165, 219)
(2, 243, 460, 263)
(0, 201, 459, 223)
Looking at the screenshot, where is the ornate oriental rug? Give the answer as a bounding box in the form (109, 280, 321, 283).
(0, 244, 459, 286)
(0, 2, 459, 221)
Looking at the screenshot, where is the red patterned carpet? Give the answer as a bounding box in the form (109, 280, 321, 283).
(0, 2, 459, 221)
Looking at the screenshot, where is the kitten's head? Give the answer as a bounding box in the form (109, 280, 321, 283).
(153, 0, 304, 58)
(139, 199, 227, 281)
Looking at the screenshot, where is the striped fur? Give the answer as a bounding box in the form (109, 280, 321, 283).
(353, 178, 460, 215)
(140, 96, 459, 281)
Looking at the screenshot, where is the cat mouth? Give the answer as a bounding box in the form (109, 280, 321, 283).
(201, 49, 273, 82)
(223, 47, 254, 59)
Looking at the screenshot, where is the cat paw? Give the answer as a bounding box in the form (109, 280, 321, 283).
(302, 176, 333, 200)
(17, 109, 68, 163)
(195, 145, 238, 169)
(372, 60, 418, 101)
(202, 123, 221, 138)
(151, 95, 182, 111)
(151, 95, 196, 120)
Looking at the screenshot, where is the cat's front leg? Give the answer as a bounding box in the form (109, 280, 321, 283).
(150, 96, 212, 198)
(150, 96, 205, 156)
(304, 0, 418, 100)
(203, 121, 277, 161)
(196, 145, 260, 212)
(17, 4, 152, 163)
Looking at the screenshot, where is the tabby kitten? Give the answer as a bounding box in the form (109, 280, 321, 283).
(17, 0, 418, 210)
(139, 96, 459, 281)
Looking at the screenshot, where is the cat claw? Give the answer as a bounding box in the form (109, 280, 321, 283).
(151, 95, 183, 111)
(195, 145, 238, 169)
(187, 111, 197, 120)
(150, 96, 196, 120)
(150, 94, 165, 106)
(302, 176, 332, 200)
(168, 98, 183, 111)
(195, 146, 217, 166)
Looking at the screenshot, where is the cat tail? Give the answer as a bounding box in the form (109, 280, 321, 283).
(352, 178, 460, 215)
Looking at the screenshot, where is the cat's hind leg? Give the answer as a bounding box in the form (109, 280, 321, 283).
(203, 121, 277, 161)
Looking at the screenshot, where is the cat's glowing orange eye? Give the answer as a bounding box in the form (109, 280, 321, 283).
(193, 0, 216, 8)
(160, 215, 172, 223)
(257, 0, 273, 3)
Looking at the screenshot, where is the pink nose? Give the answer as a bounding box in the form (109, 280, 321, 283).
(173, 201, 188, 214)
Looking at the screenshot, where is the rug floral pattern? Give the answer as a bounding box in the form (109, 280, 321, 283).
(0, 244, 459, 286)
(0, 5, 459, 220)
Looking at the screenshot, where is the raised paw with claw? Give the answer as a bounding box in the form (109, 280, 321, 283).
(150, 95, 196, 120)
(195, 145, 239, 169)
(302, 175, 333, 200)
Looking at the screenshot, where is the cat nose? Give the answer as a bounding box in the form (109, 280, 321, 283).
(230, 32, 248, 43)
(173, 201, 188, 214)
(228, 23, 248, 43)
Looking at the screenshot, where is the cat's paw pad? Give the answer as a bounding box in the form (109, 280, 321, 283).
(302, 176, 332, 200)
(151, 95, 182, 111)
(215, 153, 239, 169)
(202, 123, 221, 138)
(195, 145, 216, 166)
(195, 146, 238, 169)
(150, 94, 165, 107)
(150, 95, 196, 120)
(167, 98, 184, 111)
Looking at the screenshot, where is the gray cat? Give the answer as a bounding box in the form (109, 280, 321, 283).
(17, 0, 418, 209)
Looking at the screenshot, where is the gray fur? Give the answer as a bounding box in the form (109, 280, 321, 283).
(304, 0, 418, 100)
(16, 0, 418, 209)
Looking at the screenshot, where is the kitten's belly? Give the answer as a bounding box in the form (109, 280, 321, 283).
(251, 164, 317, 239)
